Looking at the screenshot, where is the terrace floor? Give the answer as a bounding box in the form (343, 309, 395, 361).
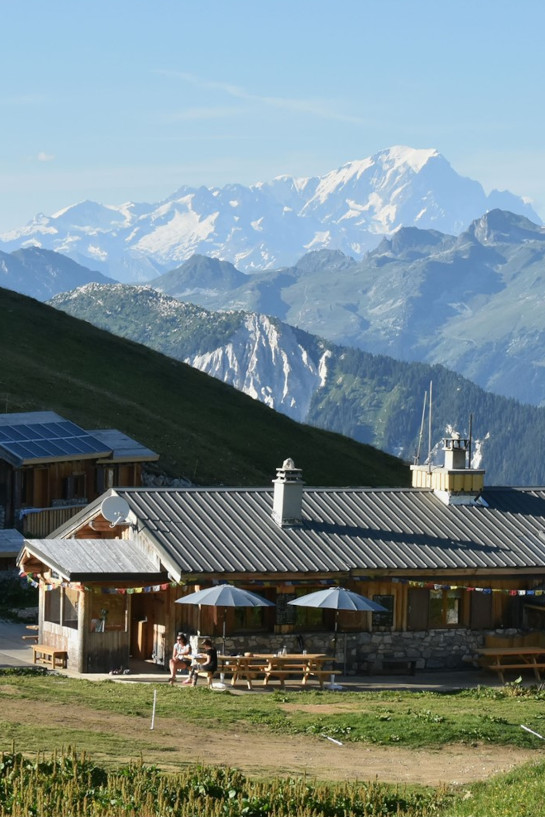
(0, 619, 508, 692)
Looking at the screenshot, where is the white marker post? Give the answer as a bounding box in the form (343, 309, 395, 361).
(150, 688, 157, 730)
(521, 724, 545, 740)
(321, 734, 343, 746)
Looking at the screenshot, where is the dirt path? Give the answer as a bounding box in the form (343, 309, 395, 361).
(2, 691, 540, 785)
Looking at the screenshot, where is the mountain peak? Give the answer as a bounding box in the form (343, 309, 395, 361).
(468, 209, 545, 244)
(294, 249, 356, 272)
(373, 145, 440, 173)
(1, 147, 540, 280)
(151, 253, 247, 297)
(374, 225, 452, 257)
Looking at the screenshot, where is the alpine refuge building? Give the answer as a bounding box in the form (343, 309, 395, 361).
(17, 437, 545, 674)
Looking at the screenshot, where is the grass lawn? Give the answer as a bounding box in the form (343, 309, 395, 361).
(2, 670, 545, 815)
(3, 671, 545, 750)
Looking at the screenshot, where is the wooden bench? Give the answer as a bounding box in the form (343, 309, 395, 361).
(476, 647, 545, 684)
(263, 668, 305, 687)
(302, 668, 342, 688)
(263, 658, 308, 687)
(32, 644, 67, 669)
(21, 634, 39, 642)
(380, 658, 416, 675)
(301, 657, 341, 688)
(226, 656, 268, 690)
(487, 662, 545, 684)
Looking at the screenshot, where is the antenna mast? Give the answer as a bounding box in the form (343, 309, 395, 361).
(414, 390, 428, 465)
(427, 380, 433, 472)
(468, 413, 473, 468)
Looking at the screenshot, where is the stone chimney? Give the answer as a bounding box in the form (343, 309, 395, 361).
(410, 433, 485, 505)
(272, 458, 304, 527)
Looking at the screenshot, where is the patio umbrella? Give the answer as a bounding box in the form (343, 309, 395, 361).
(288, 586, 388, 614)
(175, 584, 275, 654)
(288, 587, 387, 679)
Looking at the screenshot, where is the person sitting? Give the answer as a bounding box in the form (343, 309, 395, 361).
(168, 632, 191, 685)
(184, 638, 218, 686)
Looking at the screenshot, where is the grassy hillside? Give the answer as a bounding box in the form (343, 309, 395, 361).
(50, 282, 545, 485)
(0, 287, 409, 487)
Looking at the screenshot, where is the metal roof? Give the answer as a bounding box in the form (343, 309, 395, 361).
(89, 429, 159, 463)
(0, 413, 111, 466)
(78, 484, 545, 578)
(0, 529, 24, 558)
(0, 411, 64, 427)
(21, 538, 166, 582)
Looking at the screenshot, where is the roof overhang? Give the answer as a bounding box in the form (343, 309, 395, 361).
(96, 454, 159, 464)
(15, 450, 112, 467)
(18, 538, 168, 584)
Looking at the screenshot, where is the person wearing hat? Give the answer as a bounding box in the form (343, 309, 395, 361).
(168, 633, 191, 684)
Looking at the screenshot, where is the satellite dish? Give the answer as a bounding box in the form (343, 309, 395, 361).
(101, 496, 131, 526)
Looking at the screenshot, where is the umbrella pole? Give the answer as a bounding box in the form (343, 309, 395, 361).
(326, 613, 343, 691)
(223, 610, 227, 655)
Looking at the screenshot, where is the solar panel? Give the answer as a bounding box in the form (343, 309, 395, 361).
(0, 420, 112, 464)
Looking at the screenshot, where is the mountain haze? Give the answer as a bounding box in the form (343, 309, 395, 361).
(148, 210, 545, 407)
(50, 282, 545, 486)
(0, 247, 112, 300)
(1, 146, 539, 282)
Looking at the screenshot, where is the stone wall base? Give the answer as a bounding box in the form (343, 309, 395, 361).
(216, 628, 526, 673)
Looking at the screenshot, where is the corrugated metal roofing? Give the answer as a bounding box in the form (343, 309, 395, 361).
(23, 538, 166, 582)
(96, 485, 545, 577)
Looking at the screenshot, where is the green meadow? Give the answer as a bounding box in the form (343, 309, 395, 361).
(1, 669, 545, 815)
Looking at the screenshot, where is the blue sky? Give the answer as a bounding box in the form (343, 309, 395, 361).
(1, 0, 544, 232)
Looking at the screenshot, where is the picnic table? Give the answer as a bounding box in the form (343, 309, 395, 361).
(476, 646, 545, 684)
(219, 653, 338, 690)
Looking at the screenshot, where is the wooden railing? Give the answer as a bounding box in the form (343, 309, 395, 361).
(22, 505, 86, 538)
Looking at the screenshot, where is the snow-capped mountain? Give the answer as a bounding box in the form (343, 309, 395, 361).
(1, 146, 539, 282)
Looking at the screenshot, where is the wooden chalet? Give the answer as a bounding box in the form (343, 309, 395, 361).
(17, 437, 545, 674)
(0, 411, 159, 539)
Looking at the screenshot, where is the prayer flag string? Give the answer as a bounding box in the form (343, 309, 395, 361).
(18, 571, 545, 597)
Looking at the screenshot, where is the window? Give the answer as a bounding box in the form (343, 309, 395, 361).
(44, 586, 78, 628)
(44, 587, 61, 624)
(62, 473, 86, 501)
(293, 604, 324, 630)
(234, 606, 265, 631)
(20, 469, 32, 505)
(429, 589, 462, 628)
(63, 587, 79, 629)
(90, 594, 128, 632)
(372, 595, 394, 629)
(232, 589, 275, 632)
(275, 593, 297, 627)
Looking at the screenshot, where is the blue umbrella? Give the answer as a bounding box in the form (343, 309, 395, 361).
(288, 586, 387, 613)
(176, 584, 275, 653)
(289, 587, 387, 676)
